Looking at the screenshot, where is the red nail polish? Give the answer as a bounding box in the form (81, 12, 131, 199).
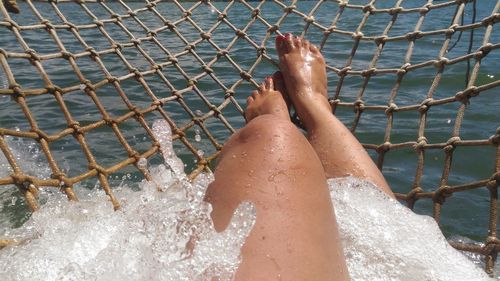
(276, 35, 285, 44)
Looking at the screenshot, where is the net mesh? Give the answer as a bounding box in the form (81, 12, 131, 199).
(0, 0, 499, 274)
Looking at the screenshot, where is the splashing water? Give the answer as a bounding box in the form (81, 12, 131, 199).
(0, 120, 257, 281)
(330, 177, 493, 281)
(0, 120, 497, 280)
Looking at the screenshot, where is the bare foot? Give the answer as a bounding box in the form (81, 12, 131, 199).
(275, 34, 331, 130)
(244, 73, 290, 122)
(276, 34, 395, 197)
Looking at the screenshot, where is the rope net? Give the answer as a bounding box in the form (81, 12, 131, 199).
(0, 0, 498, 274)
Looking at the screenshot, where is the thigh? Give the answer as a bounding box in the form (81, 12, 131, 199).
(205, 115, 349, 281)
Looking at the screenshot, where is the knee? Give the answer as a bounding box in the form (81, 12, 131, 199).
(236, 114, 299, 144)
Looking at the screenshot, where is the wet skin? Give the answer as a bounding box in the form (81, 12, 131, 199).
(205, 35, 395, 281)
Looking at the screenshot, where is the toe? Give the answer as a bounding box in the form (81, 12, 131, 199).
(309, 42, 320, 54)
(276, 33, 294, 55)
(293, 35, 302, 48)
(246, 96, 254, 106)
(284, 33, 294, 50)
(251, 90, 259, 99)
(264, 76, 274, 91)
(303, 39, 310, 49)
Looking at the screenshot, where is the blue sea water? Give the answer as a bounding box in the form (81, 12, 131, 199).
(0, 0, 498, 253)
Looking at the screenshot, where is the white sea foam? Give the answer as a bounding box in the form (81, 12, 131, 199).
(0, 120, 496, 280)
(0, 120, 257, 281)
(330, 177, 493, 281)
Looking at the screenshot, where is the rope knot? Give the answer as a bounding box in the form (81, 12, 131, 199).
(112, 43, 123, 51)
(61, 50, 74, 60)
(127, 10, 137, 17)
(147, 30, 157, 37)
(210, 104, 221, 117)
(88, 163, 107, 175)
(5, 19, 20, 30)
(185, 43, 196, 51)
(268, 24, 279, 33)
(25, 49, 40, 61)
(351, 31, 364, 40)
(488, 127, 500, 145)
(486, 179, 498, 192)
(362, 4, 375, 14)
(240, 71, 251, 81)
(64, 21, 78, 30)
(406, 186, 424, 202)
(131, 39, 140, 46)
(42, 20, 55, 30)
(217, 49, 228, 58)
(338, 66, 351, 76)
(11, 83, 24, 98)
(388, 7, 403, 15)
(106, 76, 118, 83)
(361, 67, 376, 77)
(324, 26, 336, 35)
(251, 8, 260, 18)
(353, 99, 365, 111)
(188, 78, 198, 86)
(433, 186, 452, 204)
(414, 136, 428, 150)
(283, 5, 296, 13)
(217, 13, 227, 20)
(235, 29, 246, 38)
(445, 24, 457, 36)
(385, 103, 398, 115)
(168, 55, 178, 64)
(93, 20, 104, 27)
(165, 21, 175, 30)
(420, 4, 431, 15)
(85, 47, 98, 58)
(257, 46, 266, 55)
(434, 57, 449, 68)
(131, 68, 142, 78)
(406, 31, 423, 41)
(444, 136, 460, 152)
(69, 121, 82, 135)
(200, 32, 211, 40)
(202, 64, 213, 74)
(454, 86, 478, 103)
(376, 142, 391, 153)
(224, 89, 235, 98)
(31, 128, 49, 141)
(103, 116, 114, 125)
(375, 35, 388, 45)
(481, 14, 499, 27)
(478, 43, 493, 56)
(304, 16, 315, 23)
(418, 98, 433, 113)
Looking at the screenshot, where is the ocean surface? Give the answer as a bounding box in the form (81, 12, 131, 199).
(0, 0, 499, 277)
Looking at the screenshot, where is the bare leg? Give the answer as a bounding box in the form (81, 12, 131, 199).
(276, 34, 394, 198)
(205, 76, 350, 281)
